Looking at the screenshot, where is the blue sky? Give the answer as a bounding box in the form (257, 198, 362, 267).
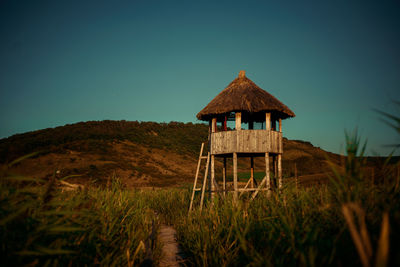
(0, 0, 399, 155)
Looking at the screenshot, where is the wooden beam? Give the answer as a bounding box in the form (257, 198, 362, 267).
(265, 152, 270, 195)
(250, 157, 254, 188)
(250, 153, 270, 200)
(239, 176, 252, 197)
(250, 175, 266, 200)
(279, 118, 282, 132)
(239, 188, 269, 192)
(211, 154, 215, 202)
(235, 112, 241, 130)
(278, 154, 282, 190)
(223, 157, 226, 197)
(233, 152, 238, 203)
(265, 113, 271, 131)
(211, 118, 217, 133)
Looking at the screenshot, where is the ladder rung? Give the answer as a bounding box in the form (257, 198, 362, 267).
(200, 156, 208, 159)
(194, 188, 202, 191)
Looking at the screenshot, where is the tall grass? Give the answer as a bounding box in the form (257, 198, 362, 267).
(171, 130, 400, 266)
(0, 164, 159, 266)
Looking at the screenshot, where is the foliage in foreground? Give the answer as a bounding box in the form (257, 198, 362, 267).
(172, 130, 400, 267)
(0, 167, 158, 266)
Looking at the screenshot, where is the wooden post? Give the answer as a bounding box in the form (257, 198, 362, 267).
(278, 154, 282, 190)
(235, 112, 241, 130)
(211, 118, 216, 133)
(211, 118, 216, 202)
(279, 118, 282, 132)
(265, 113, 271, 131)
(265, 153, 270, 196)
(211, 155, 215, 202)
(266, 113, 271, 196)
(223, 157, 226, 197)
(250, 157, 254, 188)
(233, 152, 238, 203)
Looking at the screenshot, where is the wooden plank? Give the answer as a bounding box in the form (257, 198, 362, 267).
(233, 152, 238, 203)
(239, 176, 252, 197)
(223, 157, 226, 197)
(278, 154, 282, 190)
(265, 113, 271, 131)
(250, 175, 266, 200)
(211, 129, 282, 154)
(250, 157, 254, 188)
(273, 155, 277, 188)
(235, 112, 241, 130)
(211, 154, 215, 202)
(239, 188, 269, 192)
(212, 118, 217, 133)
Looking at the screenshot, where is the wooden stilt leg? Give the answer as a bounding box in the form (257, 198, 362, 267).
(278, 154, 282, 190)
(273, 155, 277, 189)
(233, 152, 238, 204)
(266, 152, 270, 196)
(211, 154, 215, 203)
(223, 157, 226, 197)
(250, 157, 254, 189)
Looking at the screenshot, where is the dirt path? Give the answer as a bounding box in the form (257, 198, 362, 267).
(158, 225, 183, 267)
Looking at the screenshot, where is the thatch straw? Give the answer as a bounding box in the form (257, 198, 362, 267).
(197, 71, 295, 121)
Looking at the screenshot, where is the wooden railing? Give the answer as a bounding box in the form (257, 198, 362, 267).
(210, 130, 282, 155)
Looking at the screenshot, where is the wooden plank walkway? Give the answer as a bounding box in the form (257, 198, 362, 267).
(158, 225, 184, 267)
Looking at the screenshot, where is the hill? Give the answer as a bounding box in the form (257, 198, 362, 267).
(0, 120, 391, 187)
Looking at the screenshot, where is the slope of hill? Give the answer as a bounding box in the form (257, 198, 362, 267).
(0, 120, 389, 187)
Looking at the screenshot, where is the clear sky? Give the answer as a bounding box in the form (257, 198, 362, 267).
(0, 0, 399, 156)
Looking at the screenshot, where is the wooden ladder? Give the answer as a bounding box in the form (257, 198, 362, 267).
(188, 142, 210, 213)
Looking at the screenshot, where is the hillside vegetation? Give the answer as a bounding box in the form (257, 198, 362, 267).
(0, 120, 391, 187)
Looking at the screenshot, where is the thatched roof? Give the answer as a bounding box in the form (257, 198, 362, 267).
(196, 71, 295, 121)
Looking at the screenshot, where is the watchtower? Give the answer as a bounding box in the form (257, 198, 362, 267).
(190, 70, 295, 209)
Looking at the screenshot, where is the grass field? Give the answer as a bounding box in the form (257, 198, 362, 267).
(1, 158, 399, 266)
(1, 122, 400, 266)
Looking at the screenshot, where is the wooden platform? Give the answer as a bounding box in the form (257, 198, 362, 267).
(210, 129, 282, 155)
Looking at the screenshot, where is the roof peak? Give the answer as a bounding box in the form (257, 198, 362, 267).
(238, 70, 246, 78)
